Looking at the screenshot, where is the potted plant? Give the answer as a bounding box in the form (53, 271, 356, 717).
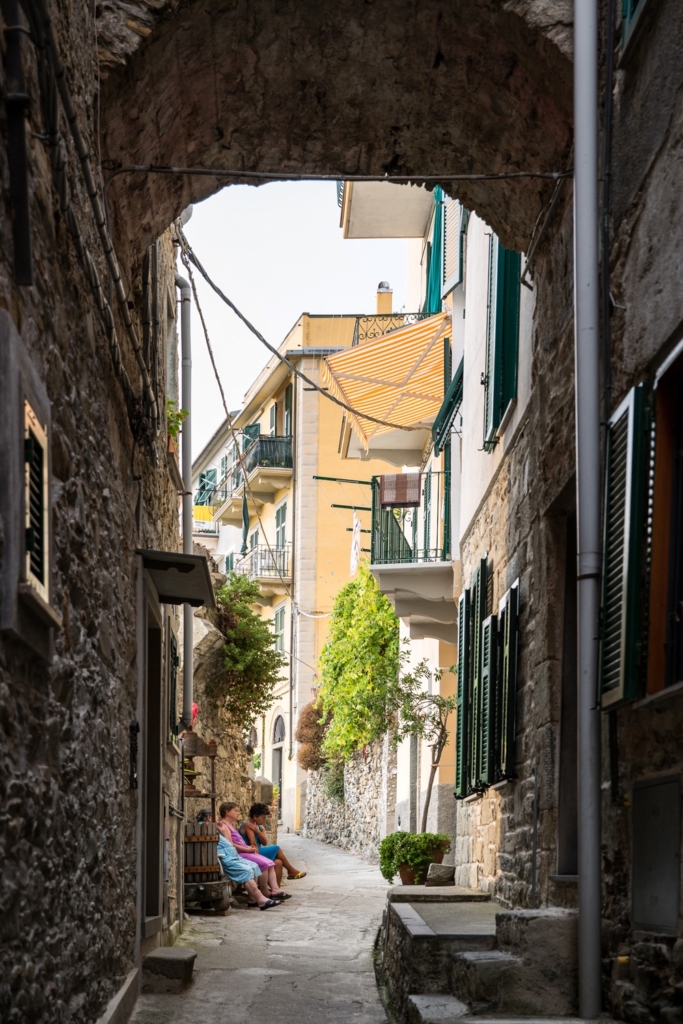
(379, 831, 451, 885)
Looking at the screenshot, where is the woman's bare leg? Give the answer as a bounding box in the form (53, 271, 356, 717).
(274, 859, 284, 887)
(245, 879, 268, 906)
(275, 848, 306, 878)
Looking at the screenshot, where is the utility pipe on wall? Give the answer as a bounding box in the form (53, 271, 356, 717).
(176, 272, 194, 731)
(573, 0, 603, 1017)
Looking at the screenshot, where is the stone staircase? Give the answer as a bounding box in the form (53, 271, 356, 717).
(378, 889, 579, 1024)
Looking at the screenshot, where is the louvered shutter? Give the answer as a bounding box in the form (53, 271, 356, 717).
(468, 556, 488, 793)
(284, 384, 293, 436)
(455, 588, 471, 799)
(243, 423, 260, 450)
(422, 472, 432, 557)
(484, 239, 521, 453)
(478, 614, 497, 786)
(496, 582, 519, 780)
(269, 404, 277, 436)
(600, 383, 649, 708)
(442, 199, 460, 296)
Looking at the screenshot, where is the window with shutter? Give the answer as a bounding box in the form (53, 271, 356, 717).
(284, 384, 293, 436)
(243, 423, 260, 450)
(422, 472, 432, 557)
(274, 605, 286, 652)
(168, 629, 179, 740)
(195, 467, 217, 506)
(468, 556, 488, 794)
(442, 200, 470, 298)
(220, 454, 228, 480)
(24, 400, 49, 603)
(478, 614, 497, 786)
(249, 529, 259, 550)
(600, 383, 649, 708)
(455, 588, 471, 799)
(269, 404, 277, 436)
(423, 187, 444, 315)
(496, 582, 519, 780)
(275, 502, 287, 549)
(484, 236, 521, 453)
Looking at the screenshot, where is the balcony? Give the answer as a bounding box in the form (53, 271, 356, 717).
(213, 436, 293, 526)
(351, 312, 430, 346)
(370, 471, 457, 643)
(234, 544, 291, 601)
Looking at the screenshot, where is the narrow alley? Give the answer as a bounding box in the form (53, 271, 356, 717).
(131, 838, 388, 1024)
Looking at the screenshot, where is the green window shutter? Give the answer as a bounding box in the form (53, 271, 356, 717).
(600, 383, 649, 708)
(478, 613, 498, 786)
(220, 454, 228, 479)
(274, 606, 286, 652)
(225, 552, 234, 573)
(484, 237, 521, 453)
(25, 430, 45, 584)
(195, 467, 217, 505)
(459, 207, 470, 285)
(422, 472, 432, 556)
(276, 503, 287, 549)
(284, 384, 293, 436)
(169, 631, 179, 739)
(423, 187, 444, 314)
(269, 404, 277, 436)
(468, 556, 488, 794)
(243, 423, 260, 451)
(455, 588, 471, 799)
(496, 582, 519, 780)
(432, 357, 464, 456)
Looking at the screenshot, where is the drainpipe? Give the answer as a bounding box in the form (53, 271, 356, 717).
(574, 0, 603, 1017)
(176, 272, 194, 731)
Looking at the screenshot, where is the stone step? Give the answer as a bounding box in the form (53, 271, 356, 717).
(407, 994, 469, 1023)
(389, 886, 491, 904)
(450, 950, 523, 1012)
(493, 909, 578, 1016)
(142, 946, 197, 994)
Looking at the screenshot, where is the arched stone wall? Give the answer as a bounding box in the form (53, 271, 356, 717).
(99, 0, 573, 255)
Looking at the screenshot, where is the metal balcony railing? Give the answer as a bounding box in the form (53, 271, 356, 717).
(200, 436, 293, 508)
(371, 471, 451, 565)
(193, 519, 219, 536)
(352, 312, 431, 346)
(234, 543, 292, 580)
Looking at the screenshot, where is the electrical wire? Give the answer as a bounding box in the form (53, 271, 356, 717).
(104, 163, 573, 187)
(177, 227, 422, 434)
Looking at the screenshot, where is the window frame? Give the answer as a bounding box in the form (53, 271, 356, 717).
(275, 501, 287, 550)
(483, 237, 521, 453)
(273, 603, 286, 653)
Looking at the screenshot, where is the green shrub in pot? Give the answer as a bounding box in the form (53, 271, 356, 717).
(378, 831, 451, 884)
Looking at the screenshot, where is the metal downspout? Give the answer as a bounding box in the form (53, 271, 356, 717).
(288, 377, 298, 764)
(176, 272, 194, 731)
(574, 0, 603, 1016)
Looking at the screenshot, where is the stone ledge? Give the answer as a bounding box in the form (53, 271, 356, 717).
(95, 969, 139, 1024)
(388, 886, 490, 903)
(142, 947, 197, 994)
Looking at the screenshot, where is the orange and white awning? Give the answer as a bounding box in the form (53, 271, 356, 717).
(322, 313, 449, 451)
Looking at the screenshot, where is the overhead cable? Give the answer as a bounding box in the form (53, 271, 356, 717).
(177, 227, 421, 433)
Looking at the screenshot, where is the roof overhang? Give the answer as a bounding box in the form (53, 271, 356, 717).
(138, 550, 216, 609)
(340, 181, 434, 238)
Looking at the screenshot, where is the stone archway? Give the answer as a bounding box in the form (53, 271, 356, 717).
(99, 0, 574, 257)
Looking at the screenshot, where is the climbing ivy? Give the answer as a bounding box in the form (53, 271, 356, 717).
(317, 564, 400, 761)
(209, 573, 286, 729)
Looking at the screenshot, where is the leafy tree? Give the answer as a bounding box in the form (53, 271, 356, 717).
(208, 573, 285, 729)
(317, 564, 400, 761)
(389, 661, 457, 833)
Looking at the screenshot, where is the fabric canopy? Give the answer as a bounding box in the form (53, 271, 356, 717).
(322, 312, 450, 451)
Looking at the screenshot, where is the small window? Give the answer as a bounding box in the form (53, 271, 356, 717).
(273, 714, 286, 744)
(195, 467, 217, 506)
(442, 200, 469, 297)
(284, 384, 293, 437)
(24, 400, 49, 604)
(269, 404, 277, 436)
(220, 454, 228, 480)
(273, 604, 286, 652)
(249, 529, 259, 550)
(483, 236, 521, 452)
(275, 502, 287, 549)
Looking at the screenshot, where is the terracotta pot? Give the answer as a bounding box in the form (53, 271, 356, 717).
(397, 848, 445, 886)
(167, 434, 178, 456)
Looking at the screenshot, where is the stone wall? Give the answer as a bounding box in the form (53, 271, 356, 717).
(303, 737, 396, 863)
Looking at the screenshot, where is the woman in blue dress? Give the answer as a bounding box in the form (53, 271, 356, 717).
(217, 831, 279, 910)
(240, 802, 307, 882)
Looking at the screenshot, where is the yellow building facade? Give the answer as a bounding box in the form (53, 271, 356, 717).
(213, 302, 421, 831)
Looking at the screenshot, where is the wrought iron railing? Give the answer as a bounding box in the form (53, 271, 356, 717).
(193, 518, 219, 536)
(203, 436, 293, 507)
(235, 544, 291, 580)
(371, 471, 451, 565)
(352, 312, 431, 346)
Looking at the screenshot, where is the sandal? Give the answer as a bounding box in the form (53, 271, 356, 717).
(271, 891, 292, 900)
(287, 871, 306, 880)
(259, 899, 279, 911)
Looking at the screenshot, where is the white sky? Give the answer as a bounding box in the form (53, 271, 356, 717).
(180, 181, 407, 459)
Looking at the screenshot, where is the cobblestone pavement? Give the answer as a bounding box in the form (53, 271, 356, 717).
(131, 836, 389, 1023)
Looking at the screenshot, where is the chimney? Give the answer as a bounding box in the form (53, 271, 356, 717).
(376, 281, 392, 315)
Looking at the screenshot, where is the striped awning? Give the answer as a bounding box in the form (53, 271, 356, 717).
(322, 313, 449, 451)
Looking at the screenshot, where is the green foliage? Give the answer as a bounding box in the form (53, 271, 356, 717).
(322, 761, 345, 803)
(209, 573, 286, 729)
(296, 700, 331, 771)
(252, 753, 261, 772)
(378, 831, 451, 884)
(390, 661, 457, 748)
(166, 398, 188, 440)
(318, 565, 400, 761)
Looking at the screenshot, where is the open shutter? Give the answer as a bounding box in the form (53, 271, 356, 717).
(478, 614, 497, 786)
(600, 383, 649, 708)
(196, 467, 217, 506)
(484, 238, 521, 453)
(269, 404, 277, 436)
(284, 384, 293, 436)
(496, 582, 519, 780)
(455, 588, 471, 799)
(468, 556, 488, 793)
(243, 423, 260, 450)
